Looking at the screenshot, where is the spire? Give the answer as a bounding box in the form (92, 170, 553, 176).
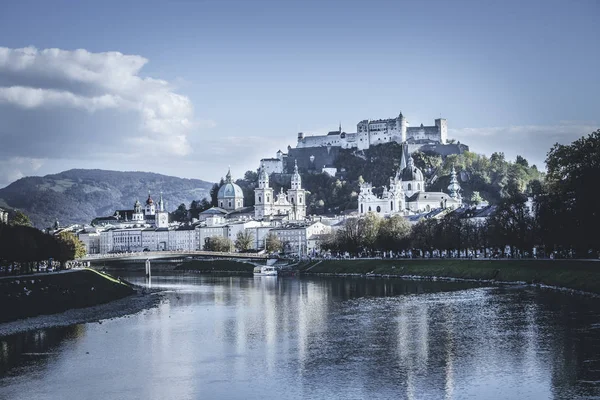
(158, 191, 164, 211)
(339, 121, 342, 133)
(448, 165, 462, 199)
(259, 162, 269, 189)
(226, 167, 232, 183)
(399, 143, 409, 171)
(291, 160, 302, 189)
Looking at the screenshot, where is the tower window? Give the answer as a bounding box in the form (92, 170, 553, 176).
(408, 183, 412, 191)
(360, 204, 364, 213)
(376, 206, 381, 213)
(259, 196, 262, 203)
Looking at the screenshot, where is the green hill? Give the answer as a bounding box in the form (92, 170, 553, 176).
(0, 169, 212, 228)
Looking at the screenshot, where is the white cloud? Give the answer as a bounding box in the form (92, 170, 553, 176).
(450, 121, 598, 168)
(0, 46, 198, 172)
(0, 156, 45, 187)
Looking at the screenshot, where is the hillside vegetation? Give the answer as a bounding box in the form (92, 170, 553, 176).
(0, 169, 212, 228)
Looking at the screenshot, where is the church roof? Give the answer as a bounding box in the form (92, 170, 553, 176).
(218, 182, 244, 198)
(401, 165, 424, 182)
(218, 169, 244, 199)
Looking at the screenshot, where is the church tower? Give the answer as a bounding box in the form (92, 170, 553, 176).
(155, 192, 169, 228)
(287, 160, 307, 220)
(132, 200, 144, 222)
(254, 163, 274, 219)
(447, 165, 462, 205)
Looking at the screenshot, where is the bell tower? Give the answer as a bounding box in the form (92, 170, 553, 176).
(254, 163, 273, 219)
(287, 160, 307, 220)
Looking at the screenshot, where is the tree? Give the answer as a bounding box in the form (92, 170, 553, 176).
(235, 230, 254, 252)
(265, 233, 283, 253)
(376, 214, 411, 252)
(210, 180, 224, 207)
(171, 203, 188, 222)
(470, 191, 483, 206)
(532, 130, 599, 257)
(56, 231, 87, 262)
(11, 211, 32, 227)
(204, 236, 233, 252)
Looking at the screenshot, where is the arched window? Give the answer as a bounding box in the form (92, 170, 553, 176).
(360, 204, 364, 213)
(376, 206, 381, 213)
(259, 196, 262, 203)
(368, 206, 372, 212)
(219, 201, 223, 208)
(299, 197, 302, 204)
(390, 201, 393, 210)
(408, 183, 412, 191)
(267, 196, 270, 202)
(228, 200, 232, 208)
(291, 197, 294, 203)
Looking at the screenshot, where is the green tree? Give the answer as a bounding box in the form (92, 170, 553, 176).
(205, 236, 233, 252)
(171, 203, 188, 222)
(11, 211, 32, 227)
(541, 130, 600, 257)
(265, 233, 283, 253)
(376, 214, 411, 252)
(57, 231, 87, 261)
(235, 230, 254, 252)
(470, 191, 483, 205)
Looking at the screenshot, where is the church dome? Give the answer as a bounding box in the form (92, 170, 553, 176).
(146, 194, 154, 205)
(217, 168, 244, 199)
(401, 157, 424, 182)
(217, 182, 244, 198)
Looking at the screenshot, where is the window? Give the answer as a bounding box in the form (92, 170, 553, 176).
(360, 204, 364, 213)
(259, 196, 262, 203)
(417, 183, 421, 191)
(390, 201, 393, 210)
(376, 206, 381, 213)
(368, 206, 372, 212)
(408, 183, 412, 191)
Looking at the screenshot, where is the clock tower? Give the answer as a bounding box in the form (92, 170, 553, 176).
(155, 192, 169, 228)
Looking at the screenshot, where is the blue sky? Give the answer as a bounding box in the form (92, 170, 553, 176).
(0, 0, 598, 186)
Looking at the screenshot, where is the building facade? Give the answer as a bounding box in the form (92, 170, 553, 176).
(254, 161, 307, 221)
(297, 112, 447, 150)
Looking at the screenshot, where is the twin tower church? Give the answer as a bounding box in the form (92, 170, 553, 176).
(218, 142, 461, 221)
(216, 163, 307, 221)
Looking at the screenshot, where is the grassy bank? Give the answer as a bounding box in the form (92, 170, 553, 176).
(174, 259, 257, 273)
(0, 269, 135, 323)
(301, 259, 600, 294)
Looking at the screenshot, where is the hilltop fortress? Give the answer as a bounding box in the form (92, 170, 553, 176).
(261, 111, 468, 175)
(297, 112, 447, 150)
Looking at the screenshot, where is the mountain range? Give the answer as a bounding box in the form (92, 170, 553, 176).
(0, 169, 212, 228)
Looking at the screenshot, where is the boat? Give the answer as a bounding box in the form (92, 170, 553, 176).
(253, 265, 278, 276)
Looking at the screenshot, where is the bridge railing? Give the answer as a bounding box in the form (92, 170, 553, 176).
(80, 250, 268, 260)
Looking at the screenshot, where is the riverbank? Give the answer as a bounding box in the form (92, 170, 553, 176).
(0, 268, 136, 323)
(300, 259, 600, 294)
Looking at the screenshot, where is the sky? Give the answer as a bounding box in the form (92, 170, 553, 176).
(0, 0, 598, 187)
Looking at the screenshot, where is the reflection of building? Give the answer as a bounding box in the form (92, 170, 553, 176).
(0, 207, 8, 224)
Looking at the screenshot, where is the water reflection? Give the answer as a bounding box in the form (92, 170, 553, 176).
(1, 274, 600, 400)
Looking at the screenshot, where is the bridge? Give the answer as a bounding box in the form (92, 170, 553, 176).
(81, 250, 269, 262)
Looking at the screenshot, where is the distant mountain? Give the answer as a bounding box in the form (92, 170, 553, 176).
(0, 169, 213, 228)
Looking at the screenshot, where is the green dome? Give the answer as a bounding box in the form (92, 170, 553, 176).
(218, 182, 244, 199)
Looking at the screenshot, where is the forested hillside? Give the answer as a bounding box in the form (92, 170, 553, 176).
(0, 169, 212, 228)
(206, 143, 544, 217)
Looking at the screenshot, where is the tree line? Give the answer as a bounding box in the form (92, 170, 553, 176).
(0, 221, 87, 273)
(322, 130, 600, 259)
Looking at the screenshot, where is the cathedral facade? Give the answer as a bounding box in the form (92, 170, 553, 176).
(358, 150, 462, 216)
(255, 161, 307, 221)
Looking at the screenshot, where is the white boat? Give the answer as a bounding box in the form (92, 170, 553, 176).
(253, 265, 278, 276)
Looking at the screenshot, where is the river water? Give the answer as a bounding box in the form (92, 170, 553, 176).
(1, 273, 600, 400)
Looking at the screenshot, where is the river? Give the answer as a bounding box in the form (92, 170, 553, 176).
(1, 273, 600, 400)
